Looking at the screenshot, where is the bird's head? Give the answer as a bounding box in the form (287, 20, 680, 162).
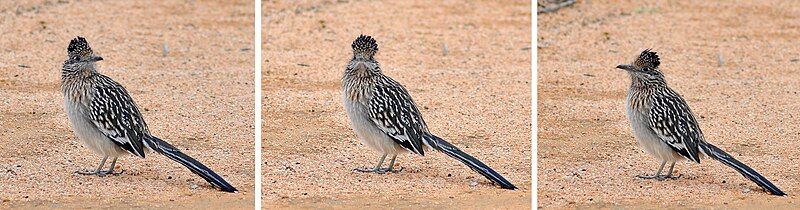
(617, 49, 664, 81)
(346, 35, 381, 76)
(352, 34, 378, 60)
(66, 36, 103, 64)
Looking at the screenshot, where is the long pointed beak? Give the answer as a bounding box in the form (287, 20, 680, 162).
(616, 64, 633, 71)
(91, 56, 103, 62)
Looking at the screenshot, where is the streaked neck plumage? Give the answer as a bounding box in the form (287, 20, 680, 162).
(61, 61, 99, 104)
(343, 58, 382, 102)
(628, 72, 667, 90)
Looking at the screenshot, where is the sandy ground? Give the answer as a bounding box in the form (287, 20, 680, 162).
(538, 0, 800, 209)
(0, 0, 254, 208)
(263, 0, 531, 209)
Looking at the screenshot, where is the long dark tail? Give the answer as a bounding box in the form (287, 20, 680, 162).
(699, 142, 784, 196)
(145, 136, 238, 193)
(424, 134, 517, 190)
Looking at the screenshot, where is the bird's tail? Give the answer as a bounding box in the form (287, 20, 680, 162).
(699, 142, 784, 196)
(145, 136, 238, 193)
(424, 134, 517, 190)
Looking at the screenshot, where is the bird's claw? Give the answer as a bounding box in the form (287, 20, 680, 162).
(353, 167, 403, 174)
(637, 173, 682, 181)
(75, 169, 124, 177)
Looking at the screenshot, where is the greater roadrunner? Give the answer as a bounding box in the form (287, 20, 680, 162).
(341, 35, 516, 190)
(60, 37, 237, 192)
(618, 49, 784, 195)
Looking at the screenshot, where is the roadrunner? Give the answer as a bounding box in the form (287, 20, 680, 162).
(341, 35, 516, 190)
(618, 49, 784, 195)
(60, 36, 237, 192)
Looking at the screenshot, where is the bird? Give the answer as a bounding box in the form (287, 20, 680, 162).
(617, 49, 785, 196)
(341, 34, 517, 190)
(60, 36, 237, 193)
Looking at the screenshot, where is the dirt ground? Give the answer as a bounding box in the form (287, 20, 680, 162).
(263, 0, 531, 209)
(0, 0, 254, 208)
(539, 0, 800, 209)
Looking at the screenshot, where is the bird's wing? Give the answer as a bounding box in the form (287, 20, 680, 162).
(647, 88, 703, 162)
(367, 76, 428, 155)
(86, 75, 148, 158)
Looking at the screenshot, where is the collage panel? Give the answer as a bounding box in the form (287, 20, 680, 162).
(539, 0, 798, 208)
(263, 0, 532, 208)
(0, 1, 254, 208)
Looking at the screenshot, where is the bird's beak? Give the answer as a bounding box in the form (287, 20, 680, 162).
(91, 56, 104, 62)
(616, 64, 633, 71)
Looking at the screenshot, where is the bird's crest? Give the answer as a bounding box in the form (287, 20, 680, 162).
(633, 49, 660, 69)
(352, 34, 378, 58)
(68, 36, 93, 59)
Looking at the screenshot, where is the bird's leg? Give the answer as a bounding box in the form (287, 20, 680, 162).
(388, 154, 403, 172)
(355, 153, 405, 174)
(637, 161, 666, 180)
(99, 157, 124, 176)
(355, 153, 387, 173)
(663, 162, 681, 179)
(77, 156, 108, 176)
(376, 154, 403, 174)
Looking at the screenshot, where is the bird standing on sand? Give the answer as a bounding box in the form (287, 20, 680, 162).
(61, 36, 237, 192)
(342, 35, 516, 190)
(617, 49, 784, 195)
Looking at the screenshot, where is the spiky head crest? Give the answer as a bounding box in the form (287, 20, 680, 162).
(68, 36, 93, 59)
(352, 34, 378, 59)
(633, 49, 660, 69)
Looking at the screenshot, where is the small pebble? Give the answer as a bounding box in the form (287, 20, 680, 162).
(190, 184, 198, 189)
(469, 180, 478, 187)
(162, 42, 169, 57)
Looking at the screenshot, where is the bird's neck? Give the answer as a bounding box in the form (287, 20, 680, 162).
(342, 71, 379, 103)
(61, 63, 98, 81)
(61, 63, 100, 102)
(629, 74, 667, 89)
(627, 74, 666, 109)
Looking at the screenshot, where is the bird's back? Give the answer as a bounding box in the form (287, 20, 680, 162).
(62, 71, 150, 158)
(627, 81, 704, 163)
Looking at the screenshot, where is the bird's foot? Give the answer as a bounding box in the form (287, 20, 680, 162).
(76, 169, 100, 176)
(353, 167, 403, 174)
(637, 173, 682, 181)
(75, 169, 124, 177)
(374, 167, 403, 174)
(662, 173, 682, 180)
(99, 169, 125, 177)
